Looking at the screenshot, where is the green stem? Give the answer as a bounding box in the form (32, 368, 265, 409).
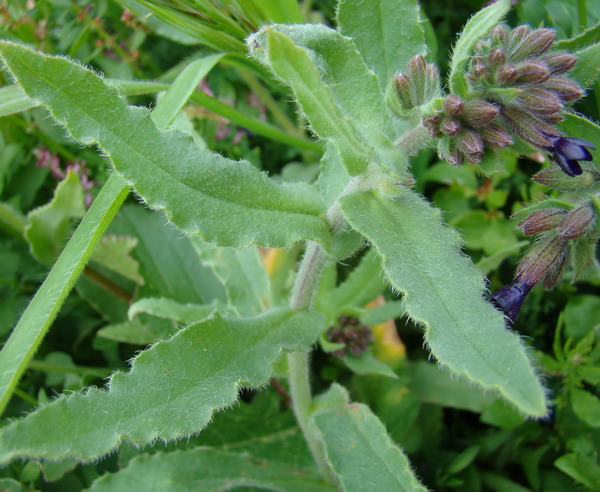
(287, 242, 332, 481)
(190, 91, 323, 154)
(577, 0, 587, 33)
(13, 387, 38, 406)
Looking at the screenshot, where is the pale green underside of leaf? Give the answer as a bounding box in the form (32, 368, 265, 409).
(0, 173, 130, 415)
(24, 170, 85, 264)
(337, 0, 426, 91)
(555, 21, 600, 51)
(192, 238, 272, 316)
(128, 297, 218, 324)
(91, 235, 144, 285)
(0, 41, 330, 249)
(449, 0, 511, 94)
(0, 308, 325, 463)
(340, 190, 547, 417)
(87, 447, 335, 492)
(312, 384, 426, 491)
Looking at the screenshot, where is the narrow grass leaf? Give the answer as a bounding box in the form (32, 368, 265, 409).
(311, 384, 426, 491)
(337, 0, 426, 90)
(449, 0, 510, 94)
(0, 173, 130, 415)
(0, 308, 324, 463)
(0, 41, 330, 249)
(340, 190, 547, 416)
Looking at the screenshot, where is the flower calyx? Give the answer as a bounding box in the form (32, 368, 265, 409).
(392, 55, 441, 113)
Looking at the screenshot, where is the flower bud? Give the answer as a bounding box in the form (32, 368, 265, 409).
(425, 64, 441, 98)
(438, 138, 464, 166)
(479, 124, 513, 148)
(508, 25, 531, 53)
(488, 48, 506, 65)
(542, 77, 584, 102)
(496, 64, 517, 85)
(511, 28, 556, 61)
(441, 117, 461, 136)
(443, 94, 464, 116)
(517, 234, 568, 286)
(558, 203, 596, 239)
(456, 130, 484, 163)
(490, 25, 508, 44)
(516, 88, 562, 115)
(533, 165, 600, 191)
(423, 113, 442, 137)
(543, 52, 577, 75)
(327, 316, 373, 358)
(518, 208, 566, 235)
(393, 73, 413, 108)
(501, 106, 559, 147)
(407, 55, 427, 104)
(515, 61, 550, 83)
(462, 101, 500, 126)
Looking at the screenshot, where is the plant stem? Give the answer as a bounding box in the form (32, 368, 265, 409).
(577, 0, 587, 33)
(287, 242, 333, 481)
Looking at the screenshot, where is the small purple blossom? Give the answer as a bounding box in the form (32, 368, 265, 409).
(548, 136, 595, 177)
(489, 279, 533, 323)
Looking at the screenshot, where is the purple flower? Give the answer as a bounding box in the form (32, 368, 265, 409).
(548, 136, 595, 177)
(489, 280, 533, 323)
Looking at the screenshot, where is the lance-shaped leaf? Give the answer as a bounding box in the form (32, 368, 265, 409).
(570, 43, 600, 89)
(340, 190, 547, 416)
(88, 447, 335, 492)
(0, 41, 330, 249)
(449, 0, 510, 95)
(192, 238, 271, 316)
(311, 384, 426, 491)
(90, 235, 144, 285)
(0, 308, 325, 463)
(337, 0, 427, 90)
(249, 29, 372, 175)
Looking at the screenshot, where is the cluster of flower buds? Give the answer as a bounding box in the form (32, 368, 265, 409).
(491, 200, 598, 322)
(466, 25, 595, 176)
(392, 55, 440, 112)
(326, 315, 373, 358)
(423, 94, 511, 165)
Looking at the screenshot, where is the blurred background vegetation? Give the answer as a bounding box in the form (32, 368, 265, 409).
(0, 0, 599, 490)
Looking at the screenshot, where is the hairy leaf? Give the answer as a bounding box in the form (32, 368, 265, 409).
(192, 238, 271, 316)
(570, 42, 600, 88)
(0, 174, 129, 415)
(96, 320, 161, 346)
(24, 170, 85, 264)
(337, 0, 426, 90)
(88, 447, 335, 492)
(555, 21, 600, 51)
(340, 190, 547, 416)
(0, 41, 330, 249)
(311, 384, 426, 491)
(0, 308, 324, 463)
(449, 0, 511, 94)
(249, 29, 372, 175)
(128, 297, 217, 324)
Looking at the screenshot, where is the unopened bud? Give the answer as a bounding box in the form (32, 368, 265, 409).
(542, 77, 584, 102)
(462, 100, 500, 126)
(490, 25, 508, 44)
(543, 52, 577, 75)
(393, 73, 413, 108)
(407, 55, 427, 104)
(443, 94, 464, 116)
(515, 61, 550, 83)
(472, 63, 489, 80)
(496, 64, 517, 85)
(512, 28, 555, 61)
(516, 88, 562, 115)
(501, 106, 559, 148)
(457, 130, 484, 163)
(425, 64, 440, 98)
(479, 124, 513, 148)
(488, 48, 506, 65)
(517, 234, 568, 286)
(518, 208, 566, 235)
(558, 203, 596, 239)
(423, 113, 442, 137)
(438, 138, 464, 166)
(441, 117, 461, 136)
(508, 25, 531, 53)
(533, 165, 600, 191)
